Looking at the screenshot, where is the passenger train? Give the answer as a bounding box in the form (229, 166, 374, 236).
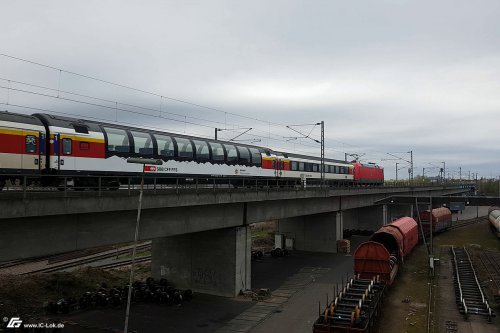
(0, 111, 384, 189)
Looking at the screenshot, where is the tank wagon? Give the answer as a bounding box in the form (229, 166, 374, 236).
(419, 207, 452, 236)
(488, 207, 500, 238)
(353, 217, 419, 286)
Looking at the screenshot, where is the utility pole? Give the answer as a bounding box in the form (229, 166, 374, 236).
(409, 150, 413, 182)
(459, 167, 461, 182)
(443, 161, 446, 182)
(396, 162, 400, 182)
(320, 121, 325, 186)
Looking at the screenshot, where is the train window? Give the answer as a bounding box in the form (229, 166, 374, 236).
(131, 131, 153, 155)
(290, 161, 298, 171)
(237, 146, 251, 164)
(155, 135, 175, 157)
(175, 137, 193, 158)
(104, 127, 130, 153)
(193, 140, 210, 160)
(209, 142, 225, 161)
(80, 142, 90, 150)
(340, 167, 346, 174)
(25, 135, 37, 153)
(312, 164, 318, 172)
(328, 165, 334, 173)
(298, 162, 305, 171)
(333, 166, 338, 174)
(248, 148, 261, 166)
(224, 144, 238, 162)
(62, 138, 72, 155)
(72, 124, 89, 134)
(305, 163, 312, 172)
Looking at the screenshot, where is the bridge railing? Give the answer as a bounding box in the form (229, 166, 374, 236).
(0, 173, 475, 199)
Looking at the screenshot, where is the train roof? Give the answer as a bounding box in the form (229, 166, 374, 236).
(0, 111, 45, 126)
(33, 113, 268, 151)
(24, 112, 354, 163)
(280, 151, 351, 164)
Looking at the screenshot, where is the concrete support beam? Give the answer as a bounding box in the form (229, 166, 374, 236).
(387, 204, 414, 222)
(151, 227, 251, 297)
(342, 206, 384, 232)
(278, 212, 339, 253)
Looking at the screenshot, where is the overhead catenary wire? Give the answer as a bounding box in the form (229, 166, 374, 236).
(0, 52, 389, 158)
(0, 53, 404, 163)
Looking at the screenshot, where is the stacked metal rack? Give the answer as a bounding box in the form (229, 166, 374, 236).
(450, 246, 495, 322)
(313, 275, 386, 333)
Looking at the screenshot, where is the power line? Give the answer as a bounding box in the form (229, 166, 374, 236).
(0, 53, 290, 129)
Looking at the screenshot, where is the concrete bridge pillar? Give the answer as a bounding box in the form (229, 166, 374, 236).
(151, 226, 251, 297)
(277, 212, 341, 253)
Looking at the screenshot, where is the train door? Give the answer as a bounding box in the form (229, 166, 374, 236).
(39, 132, 45, 171)
(58, 135, 75, 171)
(53, 133, 60, 171)
(274, 158, 284, 178)
(21, 131, 40, 173)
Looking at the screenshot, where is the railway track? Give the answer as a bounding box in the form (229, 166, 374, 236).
(479, 250, 500, 302)
(21, 243, 151, 274)
(0, 242, 151, 275)
(449, 217, 487, 230)
(98, 255, 151, 269)
(450, 246, 495, 321)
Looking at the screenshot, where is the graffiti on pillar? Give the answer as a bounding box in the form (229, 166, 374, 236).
(192, 268, 218, 286)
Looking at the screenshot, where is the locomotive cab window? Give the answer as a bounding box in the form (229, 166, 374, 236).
(130, 131, 153, 155)
(224, 144, 238, 163)
(62, 138, 72, 155)
(249, 148, 261, 166)
(25, 135, 37, 153)
(193, 140, 210, 160)
(175, 137, 193, 158)
(209, 142, 225, 161)
(104, 127, 130, 153)
(155, 135, 175, 157)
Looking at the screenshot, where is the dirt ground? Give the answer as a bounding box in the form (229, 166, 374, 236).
(0, 263, 150, 321)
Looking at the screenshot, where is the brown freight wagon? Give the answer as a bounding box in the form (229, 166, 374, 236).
(353, 217, 418, 286)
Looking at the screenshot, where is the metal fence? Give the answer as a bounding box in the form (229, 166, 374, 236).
(0, 173, 476, 199)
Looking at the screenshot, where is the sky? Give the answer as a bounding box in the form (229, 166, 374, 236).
(1, 0, 500, 180)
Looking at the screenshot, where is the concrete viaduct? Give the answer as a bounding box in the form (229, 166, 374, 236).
(0, 185, 471, 296)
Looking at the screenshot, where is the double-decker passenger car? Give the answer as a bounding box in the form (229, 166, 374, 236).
(0, 111, 384, 189)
